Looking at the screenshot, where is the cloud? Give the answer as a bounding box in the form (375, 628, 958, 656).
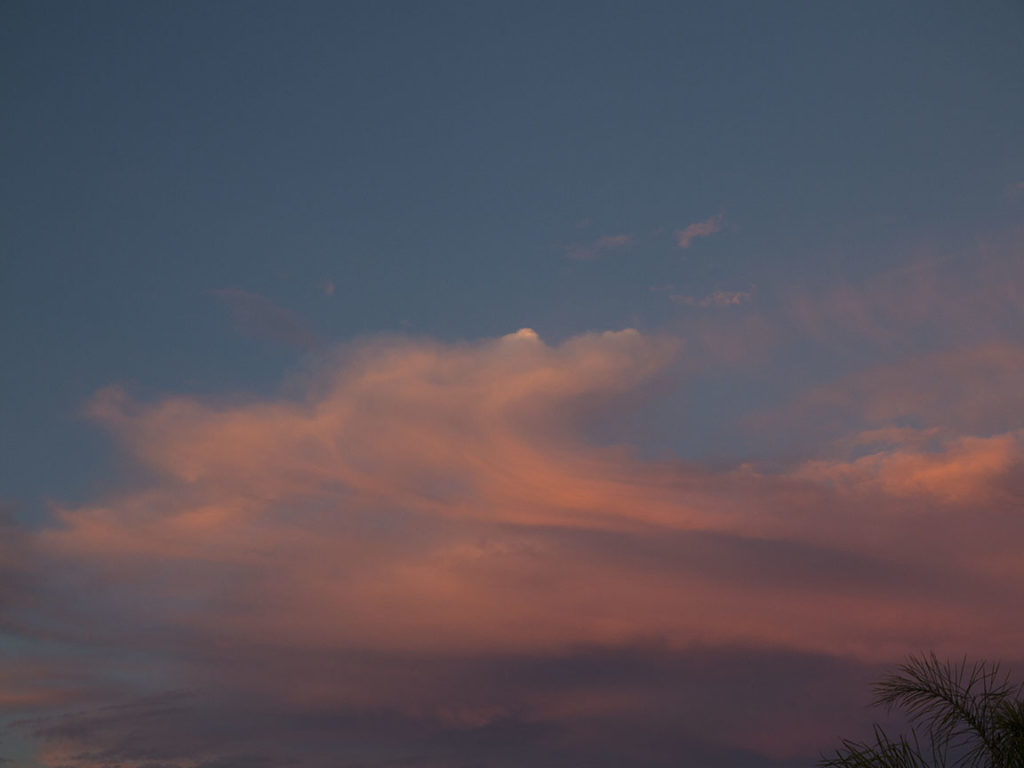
(18, 647, 891, 768)
(792, 343, 1024, 435)
(671, 289, 752, 307)
(11, 319, 1024, 766)
(212, 288, 319, 349)
(778, 240, 1024, 348)
(34, 327, 1024, 661)
(670, 229, 1024, 375)
(675, 214, 724, 249)
(794, 429, 1024, 504)
(565, 234, 632, 260)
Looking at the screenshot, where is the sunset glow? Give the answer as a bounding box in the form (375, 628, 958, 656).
(3, 3, 1023, 767)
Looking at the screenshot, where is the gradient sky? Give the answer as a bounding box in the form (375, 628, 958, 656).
(2, 2, 1024, 766)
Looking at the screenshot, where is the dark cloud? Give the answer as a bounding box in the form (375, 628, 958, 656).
(17, 646, 900, 768)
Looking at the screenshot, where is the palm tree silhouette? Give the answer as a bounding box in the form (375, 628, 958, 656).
(820, 653, 1024, 768)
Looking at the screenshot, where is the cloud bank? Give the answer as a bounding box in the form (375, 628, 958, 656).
(7, 274, 1024, 766)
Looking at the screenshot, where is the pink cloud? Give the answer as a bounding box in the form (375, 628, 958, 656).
(14, 229, 1024, 768)
(675, 214, 724, 249)
(9, 316, 1024, 766)
(33, 327, 1023, 668)
(794, 429, 1023, 505)
(565, 234, 632, 260)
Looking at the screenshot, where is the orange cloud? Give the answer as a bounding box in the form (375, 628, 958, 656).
(12, 323, 1024, 768)
(794, 430, 1023, 504)
(33, 328, 1023, 670)
(16, 230, 1024, 768)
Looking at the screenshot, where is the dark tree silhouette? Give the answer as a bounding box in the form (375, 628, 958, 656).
(820, 654, 1024, 768)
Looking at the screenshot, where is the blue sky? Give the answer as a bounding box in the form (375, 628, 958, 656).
(2, 3, 1023, 766)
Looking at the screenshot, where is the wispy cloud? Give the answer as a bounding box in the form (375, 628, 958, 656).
(671, 289, 751, 307)
(566, 234, 632, 260)
(212, 288, 319, 349)
(675, 214, 724, 249)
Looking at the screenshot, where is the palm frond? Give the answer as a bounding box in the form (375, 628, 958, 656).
(819, 654, 1024, 768)
(820, 725, 944, 768)
(990, 698, 1024, 768)
(873, 653, 1015, 767)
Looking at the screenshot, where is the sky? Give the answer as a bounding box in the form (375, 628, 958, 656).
(2, 2, 1024, 766)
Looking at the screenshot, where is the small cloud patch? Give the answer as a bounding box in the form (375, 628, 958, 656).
(671, 289, 752, 307)
(676, 214, 724, 249)
(212, 288, 319, 349)
(566, 234, 632, 261)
